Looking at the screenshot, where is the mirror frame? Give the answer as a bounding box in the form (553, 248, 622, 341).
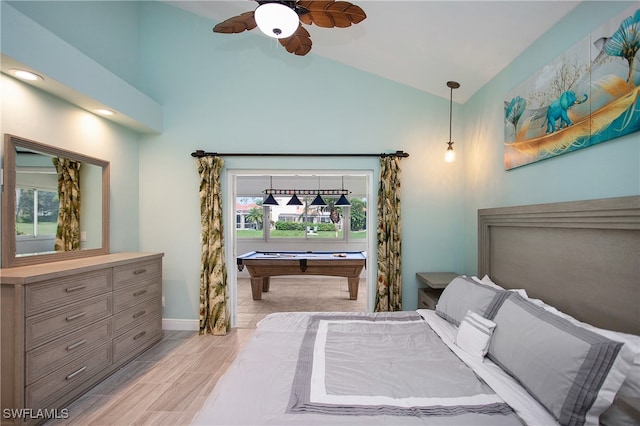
(2, 134, 110, 268)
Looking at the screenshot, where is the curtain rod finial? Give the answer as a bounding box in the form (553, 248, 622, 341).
(191, 150, 205, 158)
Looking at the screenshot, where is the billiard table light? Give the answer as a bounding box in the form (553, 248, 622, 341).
(310, 194, 327, 206)
(287, 193, 303, 206)
(264, 177, 279, 206)
(335, 194, 350, 206)
(263, 193, 279, 206)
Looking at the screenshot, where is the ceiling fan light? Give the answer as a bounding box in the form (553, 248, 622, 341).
(254, 3, 299, 39)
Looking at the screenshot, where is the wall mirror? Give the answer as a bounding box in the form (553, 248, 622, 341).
(2, 134, 110, 268)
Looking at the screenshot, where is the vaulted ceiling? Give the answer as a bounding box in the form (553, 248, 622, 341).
(168, 1, 581, 103)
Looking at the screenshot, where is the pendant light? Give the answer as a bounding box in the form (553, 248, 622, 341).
(335, 177, 351, 206)
(310, 178, 327, 206)
(445, 81, 460, 163)
(287, 193, 303, 206)
(263, 177, 279, 206)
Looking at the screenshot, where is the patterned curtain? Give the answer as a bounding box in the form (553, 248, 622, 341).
(53, 157, 81, 252)
(375, 156, 402, 312)
(197, 156, 230, 335)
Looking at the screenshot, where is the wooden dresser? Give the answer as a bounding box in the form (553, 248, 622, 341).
(1, 252, 163, 425)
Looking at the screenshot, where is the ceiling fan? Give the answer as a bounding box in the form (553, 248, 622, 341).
(212, 1, 367, 56)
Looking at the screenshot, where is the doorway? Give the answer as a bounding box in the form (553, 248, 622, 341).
(226, 170, 376, 327)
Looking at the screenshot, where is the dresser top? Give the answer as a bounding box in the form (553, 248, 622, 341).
(0, 252, 163, 285)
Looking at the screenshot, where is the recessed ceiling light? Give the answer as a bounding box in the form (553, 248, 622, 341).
(9, 69, 44, 82)
(95, 109, 115, 116)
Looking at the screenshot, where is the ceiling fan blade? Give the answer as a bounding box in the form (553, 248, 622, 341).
(213, 11, 257, 34)
(297, 1, 366, 28)
(279, 26, 312, 56)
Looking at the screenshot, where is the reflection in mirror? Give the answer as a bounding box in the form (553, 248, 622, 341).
(2, 134, 110, 268)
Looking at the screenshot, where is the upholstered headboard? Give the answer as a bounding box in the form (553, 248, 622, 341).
(478, 196, 639, 335)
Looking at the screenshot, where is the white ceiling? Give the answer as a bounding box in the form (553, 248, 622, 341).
(168, 0, 581, 103)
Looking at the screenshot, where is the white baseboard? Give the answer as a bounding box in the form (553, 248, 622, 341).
(162, 318, 199, 331)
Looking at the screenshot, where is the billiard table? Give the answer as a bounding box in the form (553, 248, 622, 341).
(236, 251, 367, 300)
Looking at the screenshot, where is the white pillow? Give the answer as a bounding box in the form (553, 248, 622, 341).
(455, 310, 496, 358)
(470, 275, 529, 298)
(471, 275, 503, 290)
(527, 297, 640, 425)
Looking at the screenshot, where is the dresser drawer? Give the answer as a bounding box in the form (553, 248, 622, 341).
(25, 294, 113, 350)
(112, 316, 162, 362)
(26, 343, 112, 409)
(113, 259, 161, 290)
(113, 296, 162, 336)
(113, 279, 160, 313)
(26, 318, 112, 385)
(25, 269, 112, 316)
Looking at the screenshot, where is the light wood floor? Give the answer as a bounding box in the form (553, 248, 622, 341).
(236, 275, 368, 327)
(47, 276, 367, 425)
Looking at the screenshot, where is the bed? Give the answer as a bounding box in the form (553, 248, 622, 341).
(191, 196, 640, 426)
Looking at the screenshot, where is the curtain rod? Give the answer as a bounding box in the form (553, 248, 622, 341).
(190, 150, 409, 159)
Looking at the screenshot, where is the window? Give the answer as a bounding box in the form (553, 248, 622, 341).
(236, 197, 264, 239)
(235, 195, 367, 241)
(15, 187, 59, 237)
(234, 174, 368, 242)
(269, 196, 344, 239)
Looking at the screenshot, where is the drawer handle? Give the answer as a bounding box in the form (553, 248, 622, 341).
(65, 284, 87, 293)
(66, 339, 87, 351)
(65, 312, 87, 322)
(66, 366, 87, 380)
(133, 268, 147, 275)
(133, 310, 146, 319)
(133, 331, 146, 341)
(133, 289, 147, 297)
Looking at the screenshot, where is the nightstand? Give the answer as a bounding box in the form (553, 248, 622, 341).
(616, 396, 640, 423)
(416, 272, 458, 310)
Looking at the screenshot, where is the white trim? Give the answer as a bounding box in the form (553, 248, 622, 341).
(162, 318, 199, 331)
(365, 170, 375, 312)
(227, 172, 239, 328)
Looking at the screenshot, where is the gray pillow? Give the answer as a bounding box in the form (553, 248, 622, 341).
(435, 276, 508, 326)
(488, 293, 632, 426)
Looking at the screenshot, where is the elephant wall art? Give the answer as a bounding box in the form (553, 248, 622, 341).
(545, 91, 588, 133)
(503, 6, 640, 170)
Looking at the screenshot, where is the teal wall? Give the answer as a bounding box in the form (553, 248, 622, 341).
(0, 74, 142, 255)
(461, 1, 640, 274)
(135, 2, 465, 319)
(7, 0, 141, 86)
(2, 1, 638, 322)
